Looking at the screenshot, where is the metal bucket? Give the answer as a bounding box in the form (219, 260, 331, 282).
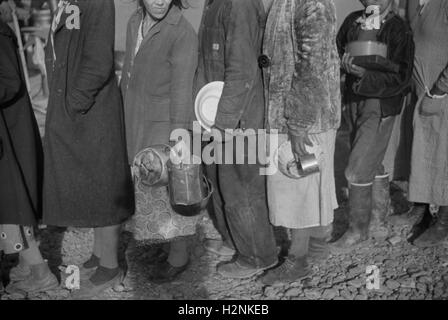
(167, 157, 213, 217)
(132, 144, 171, 188)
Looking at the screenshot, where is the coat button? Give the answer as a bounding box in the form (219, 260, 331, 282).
(258, 54, 271, 69)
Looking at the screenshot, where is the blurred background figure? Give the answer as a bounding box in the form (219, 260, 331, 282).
(0, 0, 58, 294)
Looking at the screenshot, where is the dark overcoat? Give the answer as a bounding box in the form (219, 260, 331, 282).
(0, 21, 42, 226)
(43, 0, 134, 227)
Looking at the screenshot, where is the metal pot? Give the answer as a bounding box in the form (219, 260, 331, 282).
(167, 157, 213, 217)
(132, 144, 171, 188)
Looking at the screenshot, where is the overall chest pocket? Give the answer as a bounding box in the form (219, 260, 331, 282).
(203, 27, 225, 62)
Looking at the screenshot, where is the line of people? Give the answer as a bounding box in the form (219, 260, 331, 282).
(1, 0, 447, 299)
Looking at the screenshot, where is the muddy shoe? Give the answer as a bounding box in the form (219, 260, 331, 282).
(71, 269, 124, 300)
(78, 255, 100, 279)
(407, 205, 433, 244)
(203, 239, 235, 257)
(6, 263, 59, 295)
(9, 264, 31, 282)
(218, 259, 277, 279)
(261, 257, 310, 286)
(413, 207, 448, 248)
(388, 203, 428, 227)
(79, 265, 98, 280)
(149, 260, 190, 284)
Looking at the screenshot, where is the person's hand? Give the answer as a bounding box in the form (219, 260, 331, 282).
(289, 132, 313, 160)
(15, 7, 31, 22)
(341, 53, 367, 78)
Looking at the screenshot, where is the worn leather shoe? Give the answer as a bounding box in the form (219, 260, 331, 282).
(217, 259, 278, 279)
(407, 204, 433, 244)
(261, 256, 310, 286)
(389, 203, 428, 227)
(6, 263, 59, 295)
(413, 207, 448, 247)
(203, 239, 236, 257)
(71, 269, 124, 300)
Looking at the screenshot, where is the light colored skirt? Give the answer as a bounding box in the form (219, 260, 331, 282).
(125, 173, 202, 243)
(267, 130, 338, 229)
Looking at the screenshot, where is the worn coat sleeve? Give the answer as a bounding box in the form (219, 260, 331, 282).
(0, 35, 21, 107)
(169, 28, 199, 132)
(66, 0, 115, 114)
(352, 23, 415, 98)
(213, 1, 260, 130)
(286, 1, 330, 135)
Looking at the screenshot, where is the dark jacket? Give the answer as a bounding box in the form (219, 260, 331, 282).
(195, 0, 267, 131)
(337, 11, 415, 117)
(0, 21, 42, 226)
(121, 6, 198, 160)
(43, 0, 134, 227)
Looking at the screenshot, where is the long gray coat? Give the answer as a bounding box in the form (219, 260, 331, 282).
(120, 6, 198, 158)
(43, 0, 134, 227)
(0, 21, 42, 226)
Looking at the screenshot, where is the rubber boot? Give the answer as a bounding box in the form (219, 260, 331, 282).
(330, 183, 372, 254)
(369, 174, 390, 240)
(413, 206, 448, 247)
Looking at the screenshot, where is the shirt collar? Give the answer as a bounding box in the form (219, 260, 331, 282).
(164, 5, 183, 25)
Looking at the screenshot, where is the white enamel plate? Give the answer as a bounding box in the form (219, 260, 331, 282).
(194, 81, 224, 132)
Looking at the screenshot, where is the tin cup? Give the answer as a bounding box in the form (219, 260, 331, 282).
(297, 153, 320, 176)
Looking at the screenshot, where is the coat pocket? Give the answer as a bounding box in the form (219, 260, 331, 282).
(203, 28, 225, 62)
